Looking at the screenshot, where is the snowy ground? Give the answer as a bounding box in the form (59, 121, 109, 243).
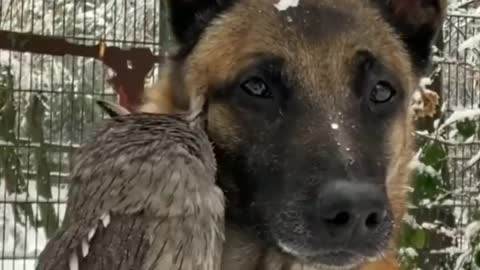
(0, 180, 68, 270)
(0, 259, 37, 270)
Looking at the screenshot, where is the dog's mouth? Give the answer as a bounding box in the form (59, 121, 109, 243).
(308, 250, 365, 269)
(277, 241, 371, 269)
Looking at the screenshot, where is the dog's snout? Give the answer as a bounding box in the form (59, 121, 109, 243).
(314, 181, 389, 245)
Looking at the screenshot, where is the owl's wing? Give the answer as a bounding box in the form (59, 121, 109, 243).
(37, 143, 223, 270)
(139, 157, 225, 270)
(35, 149, 164, 270)
(36, 213, 150, 270)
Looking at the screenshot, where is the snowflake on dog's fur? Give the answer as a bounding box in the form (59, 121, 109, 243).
(274, 0, 299, 11)
(411, 77, 440, 120)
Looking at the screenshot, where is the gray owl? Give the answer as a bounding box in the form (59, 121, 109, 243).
(36, 102, 224, 270)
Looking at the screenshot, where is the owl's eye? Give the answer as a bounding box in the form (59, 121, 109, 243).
(241, 76, 274, 98)
(369, 81, 396, 104)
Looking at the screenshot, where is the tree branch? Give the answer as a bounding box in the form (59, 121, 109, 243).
(0, 30, 164, 111)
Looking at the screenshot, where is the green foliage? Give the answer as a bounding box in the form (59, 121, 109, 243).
(400, 114, 480, 269)
(410, 141, 446, 204)
(456, 119, 477, 139)
(399, 140, 446, 269)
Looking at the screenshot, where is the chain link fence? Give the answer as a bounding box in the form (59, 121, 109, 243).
(0, 2, 479, 269)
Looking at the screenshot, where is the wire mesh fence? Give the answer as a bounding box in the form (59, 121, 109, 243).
(0, 0, 171, 269)
(396, 13, 480, 270)
(421, 13, 480, 269)
(0, 1, 479, 269)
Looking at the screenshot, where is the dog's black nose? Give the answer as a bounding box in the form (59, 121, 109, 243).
(314, 181, 389, 245)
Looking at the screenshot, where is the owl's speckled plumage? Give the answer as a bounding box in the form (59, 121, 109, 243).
(36, 111, 224, 270)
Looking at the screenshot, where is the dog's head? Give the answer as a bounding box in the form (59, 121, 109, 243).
(141, 0, 446, 268)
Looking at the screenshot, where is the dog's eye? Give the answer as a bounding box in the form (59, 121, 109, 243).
(370, 81, 395, 104)
(241, 77, 273, 98)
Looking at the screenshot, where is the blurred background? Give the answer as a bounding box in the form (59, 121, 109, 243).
(0, 0, 479, 269)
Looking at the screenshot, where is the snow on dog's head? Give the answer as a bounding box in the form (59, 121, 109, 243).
(274, 0, 300, 11)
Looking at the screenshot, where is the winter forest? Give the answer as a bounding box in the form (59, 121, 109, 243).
(0, 0, 480, 269)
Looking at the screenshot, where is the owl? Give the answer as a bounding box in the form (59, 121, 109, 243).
(36, 100, 224, 270)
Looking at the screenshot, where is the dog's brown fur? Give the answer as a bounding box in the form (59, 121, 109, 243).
(140, 0, 446, 269)
(141, 78, 407, 270)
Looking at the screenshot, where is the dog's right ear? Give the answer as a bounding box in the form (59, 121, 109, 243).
(374, 0, 447, 73)
(166, 0, 237, 56)
(95, 99, 131, 117)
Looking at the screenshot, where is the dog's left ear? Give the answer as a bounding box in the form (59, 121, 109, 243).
(167, 0, 238, 57)
(375, 0, 447, 72)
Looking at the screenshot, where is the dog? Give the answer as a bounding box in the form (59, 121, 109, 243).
(138, 0, 447, 269)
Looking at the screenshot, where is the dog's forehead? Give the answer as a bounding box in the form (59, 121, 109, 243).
(190, 0, 413, 98)
(241, 0, 365, 40)
(226, 0, 405, 67)
(220, 1, 408, 89)
(273, 2, 355, 41)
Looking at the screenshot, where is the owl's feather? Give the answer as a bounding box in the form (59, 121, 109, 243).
(36, 113, 224, 270)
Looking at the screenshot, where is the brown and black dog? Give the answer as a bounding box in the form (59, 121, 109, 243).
(139, 0, 447, 269)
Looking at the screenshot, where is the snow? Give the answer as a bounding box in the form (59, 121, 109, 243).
(458, 33, 480, 52)
(465, 221, 480, 243)
(0, 181, 68, 204)
(430, 246, 464, 255)
(330, 123, 339, 130)
(408, 152, 441, 178)
(274, 0, 300, 11)
(439, 108, 480, 131)
(438, 226, 458, 239)
(0, 140, 15, 147)
(1, 180, 68, 269)
(419, 77, 433, 89)
(400, 247, 419, 258)
(0, 203, 48, 258)
(0, 259, 37, 270)
(441, 199, 455, 206)
(421, 222, 438, 230)
(466, 150, 480, 168)
(0, 139, 80, 150)
(432, 55, 445, 63)
(454, 248, 475, 270)
(403, 213, 421, 229)
(433, 119, 441, 129)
